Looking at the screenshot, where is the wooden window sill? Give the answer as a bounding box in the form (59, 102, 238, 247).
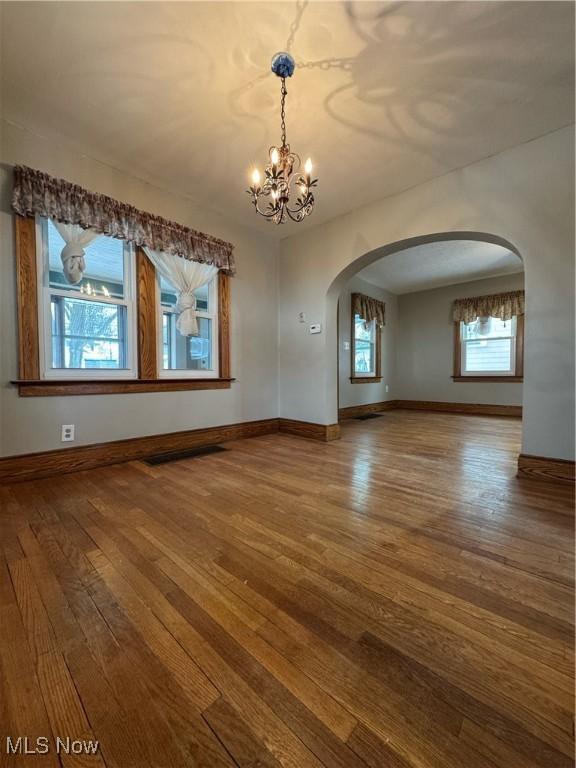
(350, 377, 383, 384)
(452, 376, 523, 383)
(12, 378, 235, 397)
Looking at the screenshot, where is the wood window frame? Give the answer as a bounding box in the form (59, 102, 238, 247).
(13, 215, 233, 396)
(350, 304, 382, 384)
(452, 315, 524, 382)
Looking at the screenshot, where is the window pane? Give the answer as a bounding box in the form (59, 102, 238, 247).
(162, 313, 172, 369)
(51, 296, 127, 369)
(354, 315, 375, 375)
(462, 316, 514, 340)
(162, 315, 212, 371)
(47, 219, 125, 298)
(188, 318, 212, 371)
(464, 338, 513, 373)
(355, 344, 375, 374)
(354, 315, 374, 342)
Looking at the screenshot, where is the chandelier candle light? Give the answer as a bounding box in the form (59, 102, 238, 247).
(248, 52, 317, 224)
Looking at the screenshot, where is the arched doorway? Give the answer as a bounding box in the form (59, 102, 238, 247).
(327, 231, 524, 430)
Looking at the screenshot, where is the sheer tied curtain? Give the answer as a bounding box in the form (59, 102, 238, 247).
(144, 247, 218, 336)
(52, 221, 100, 284)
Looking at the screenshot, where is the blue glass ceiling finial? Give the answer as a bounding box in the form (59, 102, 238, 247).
(271, 52, 295, 78)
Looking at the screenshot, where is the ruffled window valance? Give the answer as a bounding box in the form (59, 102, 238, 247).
(453, 290, 525, 324)
(352, 292, 386, 328)
(11, 165, 235, 275)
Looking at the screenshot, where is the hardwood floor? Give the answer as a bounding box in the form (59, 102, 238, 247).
(0, 411, 573, 767)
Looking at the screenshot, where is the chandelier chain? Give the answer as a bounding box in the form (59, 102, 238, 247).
(280, 78, 287, 148)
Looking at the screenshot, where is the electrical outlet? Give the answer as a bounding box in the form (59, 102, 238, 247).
(61, 424, 75, 442)
(385, 384, 389, 393)
(343, 341, 350, 351)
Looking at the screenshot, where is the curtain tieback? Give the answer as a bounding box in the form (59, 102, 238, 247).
(61, 243, 87, 285)
(175, 291, 199, 336)
(176, 291, 197, 314)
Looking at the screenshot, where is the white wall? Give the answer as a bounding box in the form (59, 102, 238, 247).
(338, 276, 397, 408)
(1, 121, 572, 462)
(0, 120, 279, 456)
(280, 127, 575, 460)
(396, 273, 524, 405)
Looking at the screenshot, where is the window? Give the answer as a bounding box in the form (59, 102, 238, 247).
(158, 276, 218, 377)
(15, 214, 232, 396)
(454, 315, 524, 381)
(351, 313, 381, 382)
(37, 218, 136, 378)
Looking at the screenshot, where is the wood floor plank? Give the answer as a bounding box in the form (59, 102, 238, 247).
(36, 650, 108, 768)
(0, 558, 60, 768)
(346, 723, 417, 768)
(156, 553, 359, 741)
(164, 577, 370, 768)
(74, 517, 327, 768)
(203, 696, 284, 767)
(8, 557, 59, 661)
(83, 538, 220, 714)
(0, 412, 572, 768)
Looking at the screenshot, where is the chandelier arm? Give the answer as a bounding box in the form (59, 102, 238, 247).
(286, 190, 314, 212)
(285, 196, 314, 222)
(284, 208, 304, 223)
(251, 195, 285, 220)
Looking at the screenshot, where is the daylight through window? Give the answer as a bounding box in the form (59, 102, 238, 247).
(39, 218, 136, 377)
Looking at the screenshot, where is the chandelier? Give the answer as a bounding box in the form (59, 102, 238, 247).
(247, 52, 317, 224)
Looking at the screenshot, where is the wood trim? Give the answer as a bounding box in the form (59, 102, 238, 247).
(136, 246, 158, 379)
(339, 401, 396, 420)
(340, 400, 522, 419)
(453, 316, 525, 379)
(452, 376, 523, 383)
(395, 400, 522, 417)
(14, 221, 233, 393)
(278, 419, 341, 442)
(218, 271, 231, 379)
(13, 378, 234, 397)
(350, 377, 383, 384)
(515, 314, 525, 378)
(325, 423, 341, 441)
(0, 417, 345, 483)
(517, 453, 575, 484)
(336, 298, 340, 414)
(453, 321, 461, 379)
(0, 418, 279, 484)
(15, 215, 40, 379)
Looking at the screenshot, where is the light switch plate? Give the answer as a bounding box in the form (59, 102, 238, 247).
(309, 323, 322, 334)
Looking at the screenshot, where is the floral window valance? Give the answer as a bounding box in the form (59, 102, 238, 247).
(352, 292, 386, 328)
(11, 165, 236, 275)
(453, 290, 525, 324)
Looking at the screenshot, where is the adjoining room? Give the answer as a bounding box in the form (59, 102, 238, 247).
(338, 238, 525, 420)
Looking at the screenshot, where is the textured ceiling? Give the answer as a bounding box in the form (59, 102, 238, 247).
(2, 1, 574, 237)
(357, 240, 523, 294)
